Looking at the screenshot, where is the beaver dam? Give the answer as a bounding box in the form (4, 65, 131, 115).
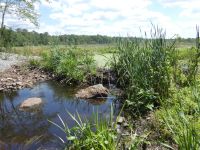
(0, 81, 119, 149)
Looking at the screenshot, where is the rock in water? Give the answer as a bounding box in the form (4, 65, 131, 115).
(75, 84, 109, 99)
(19, 97, 43, 110)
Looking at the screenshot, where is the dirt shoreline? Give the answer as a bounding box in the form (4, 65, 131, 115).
(0, 64, 51, 92)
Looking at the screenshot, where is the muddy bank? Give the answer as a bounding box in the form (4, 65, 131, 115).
(0, 65, 51, 92)
(0, 64, 118, 93)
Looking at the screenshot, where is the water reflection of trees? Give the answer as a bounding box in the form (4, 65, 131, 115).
(0, 92, 58, 149)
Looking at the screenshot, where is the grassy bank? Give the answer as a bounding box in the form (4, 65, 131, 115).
(29, 46, 98, 84)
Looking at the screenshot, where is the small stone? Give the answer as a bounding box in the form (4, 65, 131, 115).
(123, 122, 129, 128)
(122, 131, 130, 136)
(117, 128, 122, 134)
(12, 83, 17, 86)
(16, 82, 23, 86)
(41, 75, 45, 78)
(116, 124, 121, 129)
(0, 79, 6, 82)
(117, 116, 125, 124)
(6, 78, 13, 81)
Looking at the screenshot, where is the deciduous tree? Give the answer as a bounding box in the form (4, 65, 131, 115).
(0, 0, 39, 47)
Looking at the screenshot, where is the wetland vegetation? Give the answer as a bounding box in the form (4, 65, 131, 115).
(1, 26, 200, 149)
(0, 2, 200, 148)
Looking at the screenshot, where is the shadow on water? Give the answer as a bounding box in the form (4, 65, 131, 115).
(0, 81, 119, 150)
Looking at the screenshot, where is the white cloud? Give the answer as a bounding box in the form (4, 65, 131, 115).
(40, 0, 172, 36)
(157, 0, 200, 37)
(2, 0, 200, 37)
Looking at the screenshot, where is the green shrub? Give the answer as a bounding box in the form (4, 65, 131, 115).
(156, 85, 200, 149)
(41, 46, 96, 83)
(29, 59, 40, 67)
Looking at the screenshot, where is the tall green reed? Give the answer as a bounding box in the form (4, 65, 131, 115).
(185, 26, 200, 85)
(112, 26, 175, 113)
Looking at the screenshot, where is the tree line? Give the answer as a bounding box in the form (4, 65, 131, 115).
(0, 27, 196, 48)
(0, 1, 196, 48)
(0, 28, 122, 47)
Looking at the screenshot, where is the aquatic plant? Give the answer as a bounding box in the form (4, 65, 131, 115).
(49, 107, 117, 150)
(49, 105, 148, 150)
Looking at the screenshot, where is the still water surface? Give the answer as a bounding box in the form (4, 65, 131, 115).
(0, 81, 119, 150)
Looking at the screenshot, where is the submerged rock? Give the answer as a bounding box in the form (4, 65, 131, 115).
(75, 84, 109, 99)
(19, 97, 43, 110)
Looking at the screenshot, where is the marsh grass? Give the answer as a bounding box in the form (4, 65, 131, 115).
(112, 26, 176, 113)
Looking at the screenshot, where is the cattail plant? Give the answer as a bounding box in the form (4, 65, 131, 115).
(112, 26, 175, 113)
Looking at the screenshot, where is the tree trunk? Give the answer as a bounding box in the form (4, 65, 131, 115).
(0, 1, 8, 38)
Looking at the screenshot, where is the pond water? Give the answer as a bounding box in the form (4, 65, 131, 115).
(0, 81, 119, 150)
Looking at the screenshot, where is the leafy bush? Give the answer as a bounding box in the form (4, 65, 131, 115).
(29, 59, 40, 67)
(41, 46, 96, 83)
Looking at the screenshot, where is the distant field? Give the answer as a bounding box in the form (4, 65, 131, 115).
(176, 41, 196, 48)
(94, 53, 113, 68)
(4, 40, 196, 57)
(9, 44, 117, 56)
(4, 42, 196, 69)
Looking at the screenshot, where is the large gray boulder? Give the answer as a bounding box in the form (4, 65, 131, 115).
(19, 97, 43, 110)
(75, 84, 109, 99)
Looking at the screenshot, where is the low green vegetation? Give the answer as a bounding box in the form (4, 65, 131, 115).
(37, 46, 97, 83)
(156, 85, 200, 149)
(50, 107, 147, 150)
(50, 110, 117, 150)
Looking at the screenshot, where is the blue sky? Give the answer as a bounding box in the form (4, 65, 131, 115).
(4, 0, 200, 38)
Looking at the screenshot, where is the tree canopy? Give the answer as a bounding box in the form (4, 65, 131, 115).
(0, 0, 39, 47)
